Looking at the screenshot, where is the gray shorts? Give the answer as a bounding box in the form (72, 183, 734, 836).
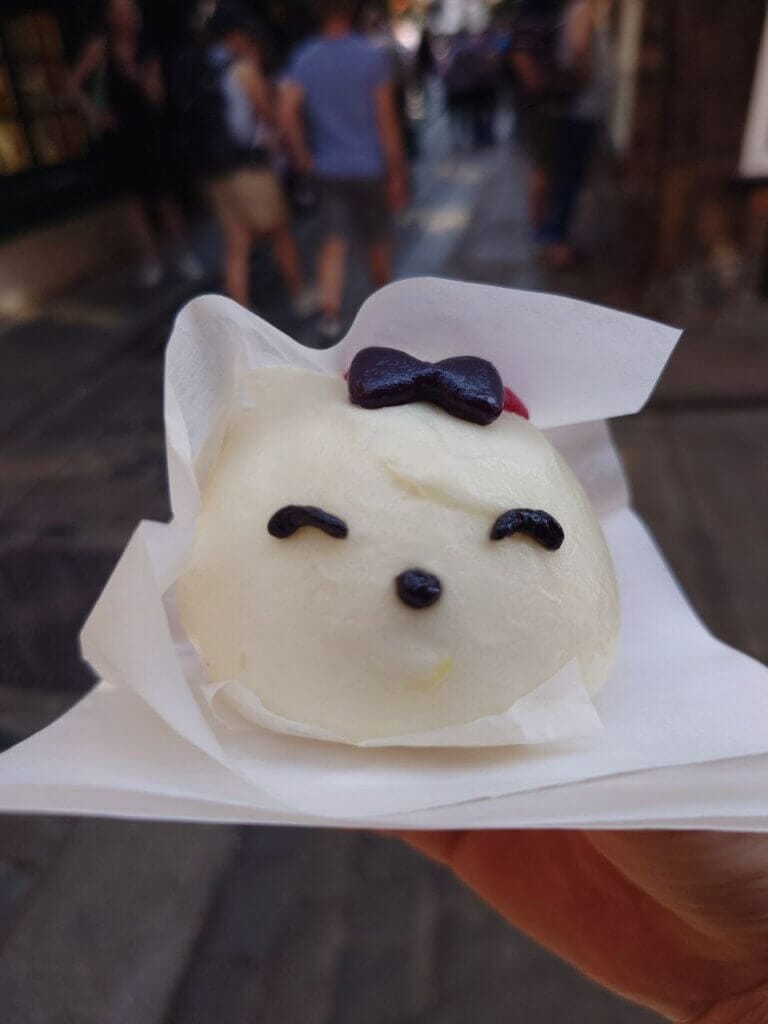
(317, 176, 391, 244)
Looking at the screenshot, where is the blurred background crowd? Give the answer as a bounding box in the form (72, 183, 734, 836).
(2, 0, 637, 334)
(2, 0, 768, 327)
(1, 2, 767, 1022)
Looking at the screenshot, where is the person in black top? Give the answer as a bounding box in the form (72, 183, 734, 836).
(508, 0, 567, 238)
(69, 0, 202, 286)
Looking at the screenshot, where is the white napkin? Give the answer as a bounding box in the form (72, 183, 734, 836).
(1, 279, 766, 828)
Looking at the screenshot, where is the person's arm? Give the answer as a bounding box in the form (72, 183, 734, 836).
(233, 56, 274, 128)
(510, 50, 546, 94)
(278, 80, 313, 173)
(374, 81, 407, 211)
(140, 54, 165, 108)
(564, 0, 594, 77)
(67, 36, 115, 131)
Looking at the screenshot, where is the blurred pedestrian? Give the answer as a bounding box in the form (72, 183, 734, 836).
(415, 27, 437, 85)
(469, 30, 502, 148)
(68, 0, 203, 287)
(538, 0, 614, 268)
(444, 31, 500, 151)
(362, 8, 415, 158)
(413, 27, 439, 137)
(507, 0, 567, 239)
(280, 0, 407, 340)
(195, 6, 314, 312)
(443, 31, 477, 151)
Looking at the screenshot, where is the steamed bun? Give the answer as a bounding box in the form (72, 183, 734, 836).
(177, 365, 619, 743)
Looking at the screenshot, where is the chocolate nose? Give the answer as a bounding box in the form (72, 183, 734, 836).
(396, 568, 442, 609)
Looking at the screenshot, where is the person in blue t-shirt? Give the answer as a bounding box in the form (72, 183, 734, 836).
(281, 0, 407, 340)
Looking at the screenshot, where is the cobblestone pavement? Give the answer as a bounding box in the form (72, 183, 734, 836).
(0, 120, 766, 1023)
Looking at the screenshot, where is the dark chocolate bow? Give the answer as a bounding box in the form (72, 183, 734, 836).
(347, 347, 505, 426)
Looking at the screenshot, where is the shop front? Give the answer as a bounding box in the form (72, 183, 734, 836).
(0, 3, 108, 238)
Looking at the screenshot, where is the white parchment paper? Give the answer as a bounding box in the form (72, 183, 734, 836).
(202, 659, 600, 749)
(1, 279, 766, 828)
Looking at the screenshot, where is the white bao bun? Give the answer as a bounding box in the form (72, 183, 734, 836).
(178, 366, 619, 743)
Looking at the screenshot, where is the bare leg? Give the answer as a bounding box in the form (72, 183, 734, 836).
(366, 241, 393, 290)
(126, 196, 160, 264)
(270, 223, 304, 299)
(529, 167, 550, 233)
(223, 220, 252, 308)
(156, 197, 185, 245)
(317, 235, 346, 317)
(157, 195, 204, 280)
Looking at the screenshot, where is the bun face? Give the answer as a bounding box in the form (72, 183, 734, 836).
(178, 366, 619, 743)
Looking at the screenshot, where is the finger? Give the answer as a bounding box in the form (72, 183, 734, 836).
(691, 979, 768, 1024)
(587, 831, 768, 959)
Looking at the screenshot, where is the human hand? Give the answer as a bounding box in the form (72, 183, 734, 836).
(400, 830, 768, 1022)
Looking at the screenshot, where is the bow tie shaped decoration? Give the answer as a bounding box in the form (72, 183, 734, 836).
(347, 347, 528, 426)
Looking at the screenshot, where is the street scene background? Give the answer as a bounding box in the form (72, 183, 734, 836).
(1, 1, 767, 1021)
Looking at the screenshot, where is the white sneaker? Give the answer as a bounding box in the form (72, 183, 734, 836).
(317, 314, 342, 341)
(138, 260, 163, 288)
(176, 251, 205, 282)
(292, 285, 321, 319)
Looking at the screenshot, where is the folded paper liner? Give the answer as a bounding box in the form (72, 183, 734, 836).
(202, 660, 599, 749)
(1, 279, 767, 828)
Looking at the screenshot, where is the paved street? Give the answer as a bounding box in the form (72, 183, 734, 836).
(0, 121, 766, 1023)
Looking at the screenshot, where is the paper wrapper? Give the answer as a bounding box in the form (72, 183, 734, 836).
(202, 659, 598, 749)
(1, 278, 767, 828)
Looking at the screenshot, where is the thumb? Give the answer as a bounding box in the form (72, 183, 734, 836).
(587, 831, 768, 959)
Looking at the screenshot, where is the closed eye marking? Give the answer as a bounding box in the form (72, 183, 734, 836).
(268, 505, 348, 540)
(490, 509, 564, 550)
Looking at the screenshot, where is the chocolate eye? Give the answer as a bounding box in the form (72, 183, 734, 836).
(490, 509, 564, 550)
(268, 505, 348, 539)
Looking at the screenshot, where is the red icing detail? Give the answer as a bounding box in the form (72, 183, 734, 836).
(503, 387, 529, 419)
